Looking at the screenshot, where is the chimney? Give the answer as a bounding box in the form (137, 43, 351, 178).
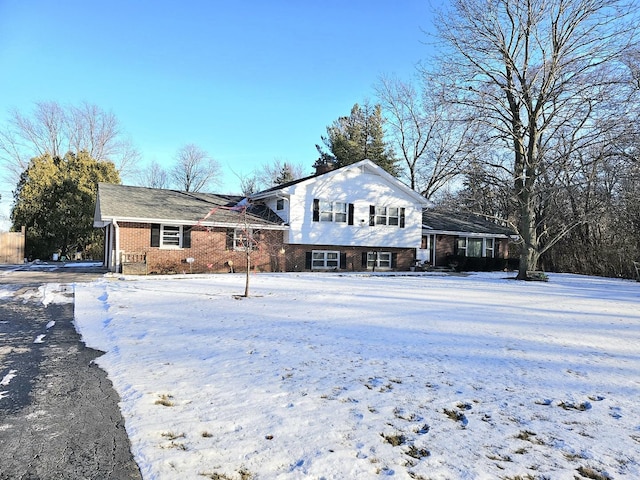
(314, 162, 335, 175)
(314, 164, 329, 175)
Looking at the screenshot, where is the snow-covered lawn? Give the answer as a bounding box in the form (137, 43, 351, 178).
(72, 272, 640, 480)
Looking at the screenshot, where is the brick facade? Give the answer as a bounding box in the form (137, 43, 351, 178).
(283, 244, 416, 272)
(435, 235, 456, 266)
(117, 222, 416, 274)
(118, 222, 286, 274)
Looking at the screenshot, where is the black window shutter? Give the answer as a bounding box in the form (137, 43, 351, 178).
(305, 252, 312, 269)
(151, 224, 160, 247)
(312, 199, 320, 222)
(182, 226, 191, 248)
(391, 252, 398, 269)
(454, 238, 459, 255)
(369, 205, 375, 226)
(348, 203, 354, 225)
(340, 252, 347, 269)
(400, 208, 405, 228)
(495, 239, 500, 256)
(361, 252, 368, 268)
(226, 228, 234, 250)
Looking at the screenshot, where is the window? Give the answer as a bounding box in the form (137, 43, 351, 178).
(162, 225, 181, 247)
(367, 252, 392, 269)
(369, 206, 405, 228)
(276, 198, 285, 211)
(485, 238, 495, 258)
(319, 201, 347, 222)
(313, 199, 354, 224)
(233, 228, 258, 251)
(457, 237, 493, 258)
(312, 250, 340, 269)
(375, 207, 399, 225)
(151, 224, 191, 248)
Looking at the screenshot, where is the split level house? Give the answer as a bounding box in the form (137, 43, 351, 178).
(94, 159, 515, 274)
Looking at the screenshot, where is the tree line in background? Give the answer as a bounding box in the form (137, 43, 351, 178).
(430, 0, 640, 280)
(1, 0, 638, 279)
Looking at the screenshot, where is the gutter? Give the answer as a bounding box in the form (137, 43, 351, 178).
(113, 220, 121, 272)
(101, 216, 289, 231)
(422, 226, 511, 239)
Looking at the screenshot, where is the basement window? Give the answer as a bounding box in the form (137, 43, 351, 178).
(312, 250, 340, 269)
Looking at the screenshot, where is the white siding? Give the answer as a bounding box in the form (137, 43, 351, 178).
(285, 168, 422, 248)
(264, 197, 289, 224)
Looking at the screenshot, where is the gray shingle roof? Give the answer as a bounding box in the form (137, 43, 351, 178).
(422, 210, 515, 236)
(95, 183, 284, 227)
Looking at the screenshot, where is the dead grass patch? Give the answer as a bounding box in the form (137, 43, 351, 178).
(405, 445, 430, 459)
(381, 432, 407, 446)
(443, 408, 468, 426)
(558, 400, 591, 411)
(502, 475, 549, 480)
(161, 441, 187, 451)
(564, 451, 588, 461)
(155, 393, 175, 407)
(576, 466, 611, 480)
(515, 430, 544, 445)
(407, 473, 430, 480)
(487, 453, 512, 463)
(199, 468, 253, 480)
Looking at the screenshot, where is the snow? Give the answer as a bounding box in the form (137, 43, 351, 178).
(61, 261, 103, 268)
(0, 370, 17, 400)
(1, 370, 17, 386)
(68, 271, 640, 479)
(40, 283, 73, 306)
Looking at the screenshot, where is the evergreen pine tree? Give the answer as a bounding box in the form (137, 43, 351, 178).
(316, 102, 398, 175)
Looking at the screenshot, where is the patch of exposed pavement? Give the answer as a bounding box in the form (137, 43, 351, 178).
(0, 274, 142, 479)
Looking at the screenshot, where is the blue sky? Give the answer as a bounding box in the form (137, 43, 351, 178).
(0, 0, 437, 229)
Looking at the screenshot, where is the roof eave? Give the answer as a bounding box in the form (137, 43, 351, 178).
(422, 227, 511, 238)
(96, 215, 288, 230)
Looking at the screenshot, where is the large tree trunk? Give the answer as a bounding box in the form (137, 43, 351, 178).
(516, 198, 539, 280)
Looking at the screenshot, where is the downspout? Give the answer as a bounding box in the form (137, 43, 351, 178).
(113, 220, 121, 273)
(432, 234, 437, 267)
(103, 224, 109, 268)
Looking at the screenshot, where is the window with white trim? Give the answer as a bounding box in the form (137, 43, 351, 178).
(234, 228, 258, 251)
(161, 225, 182, 248)
(375, 207, 399, 226)
(151, 224, 191, 249)
(320, 201, 347, 223)
(370, 205, 405, 227)
(367, 252, 392, 269)
(457, 237, 494, 258)
(276, 198, 284, 211)
(312, 250, 340, 269)
(485, 238, 495, 258)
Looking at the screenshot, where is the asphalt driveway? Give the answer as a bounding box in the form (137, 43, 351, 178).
(0, 264, 142, 479)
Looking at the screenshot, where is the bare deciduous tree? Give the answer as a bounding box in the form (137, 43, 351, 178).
(256, 158, 306, 189)
(170, 143, 221, 192)
(235, 159, 307, 196)
(238, 173, 259, 196)
(376, 75, 475, 199)
(0, 101, 139, 184)
(434, 0, 638, 279)
(137, 160, 169, 189)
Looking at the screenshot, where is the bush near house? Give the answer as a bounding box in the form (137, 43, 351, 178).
(445, 255, 518, 272)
